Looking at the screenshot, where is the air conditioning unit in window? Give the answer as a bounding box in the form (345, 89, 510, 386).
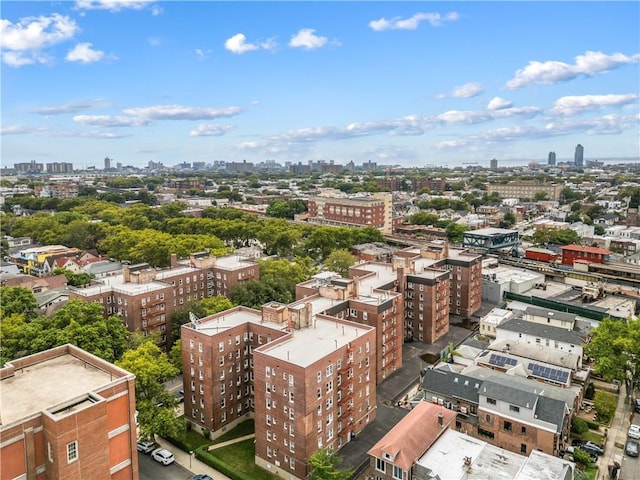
(460, 406, 468, 414)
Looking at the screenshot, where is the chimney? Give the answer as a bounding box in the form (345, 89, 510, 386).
(122, 265, 130, 283)
(170, 253, 178, 269)
(438, 411, 444, 427)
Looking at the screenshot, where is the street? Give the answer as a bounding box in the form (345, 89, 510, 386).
(138, 451, 195, 480)
(619, 409, 639, 480)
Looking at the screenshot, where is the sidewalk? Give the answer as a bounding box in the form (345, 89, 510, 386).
(598, 383, 630, 480)
(155, 436, 232, 480)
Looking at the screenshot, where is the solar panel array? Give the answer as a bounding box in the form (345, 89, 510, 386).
(488, 354, 518, 368)
(527, 362, 570, 383)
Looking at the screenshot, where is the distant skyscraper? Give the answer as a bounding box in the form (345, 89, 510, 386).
(104, 157, 111, 170)
(489, 158, 498, 169)
(548, 151, 556, 166)
(574, 144, 584, 167)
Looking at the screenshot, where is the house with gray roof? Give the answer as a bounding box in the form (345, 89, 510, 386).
(496, 317, 585, 358)
(420, 365, 574, 457)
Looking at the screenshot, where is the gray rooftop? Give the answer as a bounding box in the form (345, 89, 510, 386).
(498, 318, 584, 345)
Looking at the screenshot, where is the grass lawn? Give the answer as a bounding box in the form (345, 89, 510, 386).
(173, 428, 214, 451)
(584, 465, 597, 480)
(579, 430, 606, 445)
(212, 419, 255, 444)
(202, 439, 279, 480)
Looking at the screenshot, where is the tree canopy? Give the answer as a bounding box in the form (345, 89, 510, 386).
(585, 318, 640, 401)
(115, 341, 182, 439)
(0, 296, 128, 366)
(307, 448, 353, 480)
(324, 249, 356, 277)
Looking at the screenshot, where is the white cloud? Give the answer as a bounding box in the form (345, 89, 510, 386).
(505, 50, 640, 89)
(123, 105, 242, 120)
(289, 29, 337, 50)
(224, 33, 259, 54)
(438, 82, 483, 99)
(0, 14, 78, 66)
(437, 110, 491, 124)
(66, 43, 107, 63)
(34, 100, 111, 115)
(551, 94, 638, 116)
(487, 97, 512, 110)
(74, 0, 156, 12)
(73, 115, 148, 127)
(369, 11, 459, 31)
(190, 124, 235, 137)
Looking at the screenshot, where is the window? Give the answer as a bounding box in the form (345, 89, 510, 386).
(521, 426, 527, 435)
(520, 443, 527, 454)
(47, 442, 53, 462)
(486, 398, 496, 405)
(67, 441, 78, 463)
(503, 421, 513, 432)
(509, 405, 520, 413)
(376, 458, 386, 473)
(393, 465, 403, 480)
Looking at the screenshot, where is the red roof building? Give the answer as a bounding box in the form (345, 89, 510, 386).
(365, 402, 456, 480)
(560, 244, 611, 266)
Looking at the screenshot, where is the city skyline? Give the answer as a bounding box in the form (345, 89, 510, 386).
(1, 1, 639, 168)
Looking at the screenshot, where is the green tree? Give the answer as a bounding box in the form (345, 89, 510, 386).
(585, 318, 640, 401)
(0, 286, 39, 320)
(168, 339, 183, 372)
(0, 300, 128, 365)
(571, 417, 588, 435)
(502, 211, 516, 227)
(593, 390, 617, 423)
(115, 341, 182, 439)
(572, 448, 593, 467)
(324, 249, 355, 277)
(307, 448, 353, 480)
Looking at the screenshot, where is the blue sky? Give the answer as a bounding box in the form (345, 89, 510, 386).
(1, 1, 639, 169)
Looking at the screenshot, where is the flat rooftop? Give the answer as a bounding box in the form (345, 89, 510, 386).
(416, 429, 525, 480)
(187, 309, 287, 336)
(215, 255, 257, 270)
(356, 263, 398, 292)
(156, 265, 199, 279)
(258, 317, 374, 367)
(1, 354, 116, 425)
(71, 273, 169, 296)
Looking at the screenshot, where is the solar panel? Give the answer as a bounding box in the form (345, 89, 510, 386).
(527, 361, 570, 384)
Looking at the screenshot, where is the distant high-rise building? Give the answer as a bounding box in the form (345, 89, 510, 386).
(574, 144, 584, 167)
(489, 158, 498, 169)
(104, 157, 112, 170)
(548, 151, 556, 166)
(46, 162, 73, 173)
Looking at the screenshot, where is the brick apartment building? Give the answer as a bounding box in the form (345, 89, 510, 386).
(181, 303, 376, 480)
(375, 177, 446, 193)
(0, 344, 138, 480)
(179, 242, 482, 479)
(307, 191, 393, 234)
(389, 243, 482, 342)
(296, 272, 404, 384)
(69, 252, 259, 349)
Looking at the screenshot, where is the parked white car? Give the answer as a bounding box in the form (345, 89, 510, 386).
(629, 424, 640, 440)
(136, 440, 157, 454)
(151, 448, 175, 466)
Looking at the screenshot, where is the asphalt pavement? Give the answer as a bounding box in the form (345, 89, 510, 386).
(598, 384, 639, 480)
